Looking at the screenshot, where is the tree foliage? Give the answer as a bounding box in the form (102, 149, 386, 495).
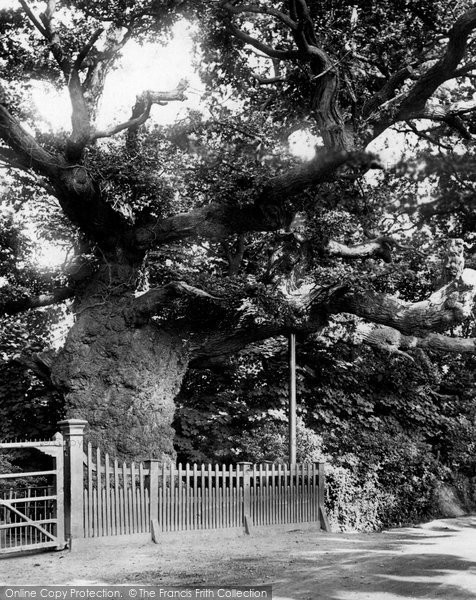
(0, 0, 476, 464)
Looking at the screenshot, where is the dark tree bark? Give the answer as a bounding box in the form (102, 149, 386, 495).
(52, 311, 189, 461)
(48, 270, 191, 461)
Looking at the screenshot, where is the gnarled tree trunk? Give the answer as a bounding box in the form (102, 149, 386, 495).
(50, 271, 190, 461)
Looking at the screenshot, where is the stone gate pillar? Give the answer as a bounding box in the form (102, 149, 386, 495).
(58, 419, 88, 546)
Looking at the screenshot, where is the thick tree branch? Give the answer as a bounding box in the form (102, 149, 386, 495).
(0, 146, 39, 172)
(190, 324, 294, 366)
(355, 323, 476, 356)
(225, 0, 348, 148)
(19, 0, 47, 36)
(133, 150, 381, 248)
(396, 7, 476, 120)
(82, 26, 134, 121)
(127, 260, 476, 363)
(20, 0, 70, 76)
(0, 99, 131, 248)
(74, 27, 105, 71)
(66, 70, 92, 160)
(331, 268, 476, 337)
(192, 267, 476, 364)
(128, 281, 220, 324)
(325, 236, 417, 263)
(405, 98, 476, 138)
(362, 66, 413, 120)
(0, 98, 123, 246)
(365, 9, 476, 139)
(0, 102, 61, 177)
(0, 287, 75, 316)
(20, 0, 98, 160)
(261, 149, 381, 204)
(287, 0, 350, 149)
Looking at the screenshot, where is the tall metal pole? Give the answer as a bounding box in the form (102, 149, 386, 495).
(288, 333, 297, 465)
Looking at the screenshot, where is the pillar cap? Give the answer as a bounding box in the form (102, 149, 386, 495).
(58, 419, 88, 433)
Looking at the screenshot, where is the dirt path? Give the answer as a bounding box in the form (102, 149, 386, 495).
(1, 516, 476, 599)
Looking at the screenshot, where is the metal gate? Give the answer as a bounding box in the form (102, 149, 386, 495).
(0, 434, 66, 555)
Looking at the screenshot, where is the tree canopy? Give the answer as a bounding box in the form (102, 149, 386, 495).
(1, 0, 476, 460)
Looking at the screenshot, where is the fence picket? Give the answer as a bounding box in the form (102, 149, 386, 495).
(185, 464, 191, 531)
(145, 487, 150, 529)
(114, 460, 120, 535)
(266, 463, 271, 526)
(161, 463, 167, 532)
(221, 464, 226, 528)
(121, 463, 128, 534)
(96, 447, 102, 536)
(139, 463, 145, 532)
(272, 463, 277, 525)
(171, 463, 176, 532)
(104, 453, 111, 536)
(177, 463, 182, 532)
(192, 463, 196, 530)
(130, 462, 137, 533)
(87, 443, 93, 537)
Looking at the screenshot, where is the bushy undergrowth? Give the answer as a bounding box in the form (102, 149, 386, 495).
(325, 465, 391, 532)
(235, 419, 452, 531)
(0, 452, 13, 475)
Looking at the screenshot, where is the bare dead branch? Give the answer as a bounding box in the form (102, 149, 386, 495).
(92, 101, 152, 140)
(123, 80, 188, 148)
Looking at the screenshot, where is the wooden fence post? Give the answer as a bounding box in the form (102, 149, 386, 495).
(146, 460, 160, 542)
(58, 419, 88, 547)
(239, 462, 252, 534)
(318, 462, 331, 532)
(0, 521, 5, 549)
(54, 432, 66, 548)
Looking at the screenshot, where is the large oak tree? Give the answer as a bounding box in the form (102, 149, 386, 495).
(1, 0, 476, 460)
